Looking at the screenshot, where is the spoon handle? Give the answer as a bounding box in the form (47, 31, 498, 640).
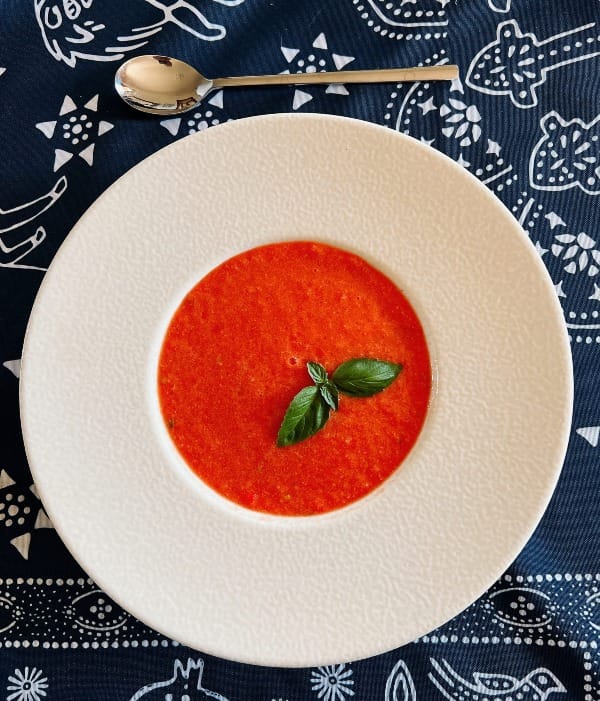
(212, 64, 458, 89)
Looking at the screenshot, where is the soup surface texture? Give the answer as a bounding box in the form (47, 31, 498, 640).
(158, 241, 431, 516)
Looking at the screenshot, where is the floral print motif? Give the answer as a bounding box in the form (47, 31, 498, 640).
(310, 664, 355, 701)
(440, 98, 482, 147)
(6, 667, 48, 701)
(551, 232, 600, 276)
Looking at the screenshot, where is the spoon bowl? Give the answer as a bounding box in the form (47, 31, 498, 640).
(115, 55, 459, 116)
(115, 55, 213, 115)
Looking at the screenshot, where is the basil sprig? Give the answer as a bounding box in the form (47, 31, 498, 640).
(276, 358, 402, 447)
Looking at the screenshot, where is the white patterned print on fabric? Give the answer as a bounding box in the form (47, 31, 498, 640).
(0, 472, 52, 560)
(466, 20, 600, 108)
(510, 197, 600, 344)
(529, 112, 600, 195)
(35, 0, 246, 67)
(2, 360, 20, 378)
(5, 667, 49, 701)
(429, 659, 566, 701)
(36, 95, 113, 172)
(159, 91, 230, 138)
(129, 658, 228, 701)
(67, 589, 128, 634)
(351, 0, 448, 41)
(385, 660, 417, 701)
(576, 426, 600, 447)
(550, 231, 600, 276)
(279, 33, 355, 110)
(310, 664, 355, 701)
(487, 587, 554, 629)
(0, 177, 66, 271)
(488, 0, 511, 13)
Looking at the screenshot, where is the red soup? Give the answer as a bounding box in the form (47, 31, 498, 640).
(158, 241, 431, 516)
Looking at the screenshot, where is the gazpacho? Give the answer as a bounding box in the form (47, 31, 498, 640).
(158, 241, 431, 516)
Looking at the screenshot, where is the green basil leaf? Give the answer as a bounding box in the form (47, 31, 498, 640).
(320, 382, 339, 411)
(277, 385, 330, 447)
(307, 361, 328, 385)
(332, 358, 403, 397)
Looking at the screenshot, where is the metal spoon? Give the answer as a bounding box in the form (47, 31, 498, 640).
(115, 55, 459, 116)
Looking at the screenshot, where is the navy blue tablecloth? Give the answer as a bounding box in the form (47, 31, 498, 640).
(1, 0, 599, 698)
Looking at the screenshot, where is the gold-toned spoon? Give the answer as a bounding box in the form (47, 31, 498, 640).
(115, 54, 459, 116)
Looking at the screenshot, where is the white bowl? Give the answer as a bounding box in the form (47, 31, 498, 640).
(20, 114, 573, 667)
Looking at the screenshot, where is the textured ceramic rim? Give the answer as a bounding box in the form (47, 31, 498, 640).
(20, 114, 573, 667)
